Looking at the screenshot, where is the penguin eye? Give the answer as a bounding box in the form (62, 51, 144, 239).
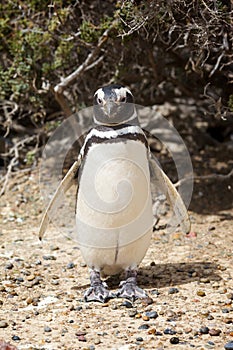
(97, 97, 103, 104)
(120, 97, 126, 103)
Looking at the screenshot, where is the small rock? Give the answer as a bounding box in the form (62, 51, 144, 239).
(151, 289, 160, 296)
(77, 335, 87, 342)
(209, 328, 221, 336)
(207, 315, 214, 320)
(121, 300, 133, 308)
(67, 262, 75, 269)
(142, 315, 149, 321)
(26, 274, 35, 281)
(197, 290, 206, 297)
(35, 259, 42, 265)
(26, 297, 33, 304)
(141, 296, 153, 306)
(200, 278, 210, 283)
(224, 341, 233, 350)
(12, 335, 20, 341)
(222, 308, 230, 313)
(164, 328, 176, 335)
(128, 308, 137, 317)
(227, 293, 233, 300)
(184, 327, 192, 333)
(168, 287, 179, 294)
(138, 324, 150, 330)
(43, 255, 56, 260)
(170, 337, 179, 344)
(16, 277, 24, 283)
(223, 318, 233, 324)
(44, 326, 52, 332)
(0, 321, 8, 328)
(148, 328, 156, 335)
(200, 326, 209, 334)
(145, 311, 158, 319)
(50, 245, 59, 251)
(5, 262, 14, 270)
(136, 337, 143, 341)
(80, 262, 87, 267)
(51, 279, 59, 285)
(76, 330, 87, 336)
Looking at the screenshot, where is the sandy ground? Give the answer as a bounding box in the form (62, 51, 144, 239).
(0, 168, 233, 350)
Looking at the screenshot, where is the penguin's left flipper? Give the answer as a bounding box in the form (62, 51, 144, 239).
(38, 158, 81, 240)
(149, 155, 191, 234)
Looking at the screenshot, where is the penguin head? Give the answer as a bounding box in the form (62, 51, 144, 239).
(93, 84, 137, 126)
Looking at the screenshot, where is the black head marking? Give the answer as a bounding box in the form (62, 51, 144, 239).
(93, 84, 136, 126)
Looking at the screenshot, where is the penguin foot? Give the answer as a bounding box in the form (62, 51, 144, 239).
(84, 281, 110, 303)
(116, 276, 148, 301)
(84, 269, 110, 303)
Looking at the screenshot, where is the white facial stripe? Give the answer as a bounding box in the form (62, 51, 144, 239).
(115, 87, 132, 101)
(95, 88, 105, 101)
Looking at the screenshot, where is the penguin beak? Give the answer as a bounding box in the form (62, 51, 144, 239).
(104, 101, 115, 117)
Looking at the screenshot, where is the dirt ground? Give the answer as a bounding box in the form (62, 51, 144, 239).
(0, 164, 233, 350)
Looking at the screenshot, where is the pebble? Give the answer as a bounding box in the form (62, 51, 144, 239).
(0, 321, 8, 328)
(26, 274, 35, 281)
(200, 326, 209, 334)
(138, 324, 150, 330)
(151, 289, 160, 296)
(209, 328, 221, 336)
(12, 335, 20, 341)
(168, 287, 179, 294)
(121, 300, 133, 308)
(164, 328, 176, 335)
(43, 255, 56, 260)
(136, 337, 143, 341)
(5, 262, 14, 270)
(141, 296, 153, 306)
(44, 326, 52, 332)
(145, 311, 158, 319)
(170, 337, 179, 344)
(224, 341, 233, 350)
(197, 290, 206, 297)
(222, 308, 230, 313)
(51, 279, 59, 285)
(128, 309, 137, 317)
(76, 331, 87, 336)
(142, 315, 149, 321)
(67, 262, 75, 269)
(77, 335, 87, 342)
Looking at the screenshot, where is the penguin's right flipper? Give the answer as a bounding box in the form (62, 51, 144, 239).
(149, 154, 191, 234)
(39, 158, 81, 240)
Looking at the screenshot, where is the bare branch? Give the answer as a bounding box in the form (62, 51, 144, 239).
(175, 169, 233, 188)
(54, 20, 118, 95)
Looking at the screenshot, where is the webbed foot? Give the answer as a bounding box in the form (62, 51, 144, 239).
(116, 277, 148, 300)
(84, 270, 110, 303)
(116, 269, 148, 301)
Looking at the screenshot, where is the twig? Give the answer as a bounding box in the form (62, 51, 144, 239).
(0, 145, 19, 196)
(175, 169, 233, 188)
(53, 20, 117, 118)
(54, 20, 118, 96)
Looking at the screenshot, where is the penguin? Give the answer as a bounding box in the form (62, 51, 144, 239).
(39, 84, 190, 302)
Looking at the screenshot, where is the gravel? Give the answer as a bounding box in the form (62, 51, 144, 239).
(0, 171, 233, 349)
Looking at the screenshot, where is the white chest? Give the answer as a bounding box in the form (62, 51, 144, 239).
(75, 140, 153, 273)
